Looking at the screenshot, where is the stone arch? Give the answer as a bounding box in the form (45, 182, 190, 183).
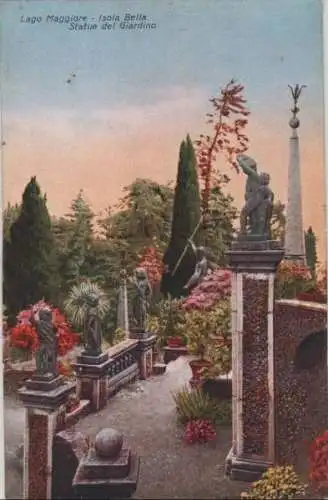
(294, 328, 327, 371)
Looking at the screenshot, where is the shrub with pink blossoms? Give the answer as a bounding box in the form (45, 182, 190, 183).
(183, 268, 231, 311)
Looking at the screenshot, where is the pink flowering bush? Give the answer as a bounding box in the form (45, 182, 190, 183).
(183, 269, 231, 311)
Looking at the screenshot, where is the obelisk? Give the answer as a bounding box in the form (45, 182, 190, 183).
(117, 269, 130, 338)
(284, 84, 306, 263)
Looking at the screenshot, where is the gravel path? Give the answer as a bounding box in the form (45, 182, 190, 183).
(4, 356, 246, 499)
(76, 356, 245, 499)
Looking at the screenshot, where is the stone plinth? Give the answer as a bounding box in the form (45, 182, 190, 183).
(133, 334, 157, 379)
(72, 353, 111, 412)
(73, 428, 140, 499)
(18, 374, 76, 499)
(225, 239, 284, 482)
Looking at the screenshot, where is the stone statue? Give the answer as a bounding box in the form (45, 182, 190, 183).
(184, 239, 210, 291)
(84, 294, 102, 356)
(34, 308, 57, 376)
(237, 154, 274, 239)
(132, 267, 152, 332)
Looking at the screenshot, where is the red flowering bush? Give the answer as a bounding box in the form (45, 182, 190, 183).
(10, 323, 39, 351)
(137, 246, 164, 285)
(184, 419, 216, 444)
(275, 260, 313, 299)
(308, 430, 328, 491)
(183, 269, 231, 311)
(10, 300, 80, 357)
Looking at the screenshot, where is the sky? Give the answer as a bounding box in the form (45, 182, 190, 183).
(1, 0, 325, 259)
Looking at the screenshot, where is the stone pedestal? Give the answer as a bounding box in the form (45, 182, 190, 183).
(18, 373, 76, 499)
(73, 428, 140, 499)
(73, 352, 111, 412)
(225, 239, 284, 482)
(132, 333, 157, 379)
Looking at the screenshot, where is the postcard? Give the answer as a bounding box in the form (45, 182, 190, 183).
(1, 1, 327, 499)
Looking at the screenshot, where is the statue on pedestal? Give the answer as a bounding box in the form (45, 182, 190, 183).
(84, 294, 102, 356)
(34, 308, 58, 376)
(132, 267, 152, 332)
(237, 154, 274, 239)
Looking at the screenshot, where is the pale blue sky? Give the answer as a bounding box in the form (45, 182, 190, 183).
(1, 0, 324, 120)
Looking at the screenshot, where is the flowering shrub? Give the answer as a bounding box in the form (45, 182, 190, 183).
(184, 419, 216, 444)
(240, 465, 307, 499)
(183, 269, 231, 311)
(10, 301, 80, 357)
(275, 260, 313, 299)
(10, 323, 39, 351)
(184, 299, 231, 373)
(137, 246, 163, 285)
(309, 430, 328, 491)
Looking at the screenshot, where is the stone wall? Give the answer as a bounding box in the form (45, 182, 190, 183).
(273, 300, 328, 470)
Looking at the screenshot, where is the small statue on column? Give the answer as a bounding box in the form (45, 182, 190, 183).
(132, 267, 152, 332)
(84, 294, 102, 356)
(34, 308, 58, 376)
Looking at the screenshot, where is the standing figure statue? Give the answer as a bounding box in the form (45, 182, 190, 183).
(84, 294, 102, 356)
(184, 238, 214, 291)
(34, 308, 58, 376)
(132, 267, 152, 332)
(237, 154, 274, 239)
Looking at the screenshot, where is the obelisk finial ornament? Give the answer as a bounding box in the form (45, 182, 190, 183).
(288, 84, 306, 129)
(285, 84, 306, 263)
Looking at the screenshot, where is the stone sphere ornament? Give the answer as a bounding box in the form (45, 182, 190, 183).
(289, 116, 300, 129)
(94, 428, 123, 459)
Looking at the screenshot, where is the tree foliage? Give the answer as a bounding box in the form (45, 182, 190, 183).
(4, 176, 58, 321)
(161, 135, 201, 298)
(3, 202, 21, 243)
(194, 79, 250, 213)
(270, 201, 286, 244)
(305, 226, 318, 277)
(60, 190, 95, 290)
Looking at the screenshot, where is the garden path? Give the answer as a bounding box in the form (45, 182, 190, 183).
(4, 356, 246, 499)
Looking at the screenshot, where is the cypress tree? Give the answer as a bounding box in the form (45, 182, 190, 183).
(4, 176, 58, 320)
(161, 135, 201, 298)
(305, 226, 317, 278)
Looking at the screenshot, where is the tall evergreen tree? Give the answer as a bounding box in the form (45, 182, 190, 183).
(61, 190, 95, 288)
(161, 135, 201, 298)
(305, 226, 317, 278)
(4, 177, 58, 320)
(3, 202, 21, 243)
